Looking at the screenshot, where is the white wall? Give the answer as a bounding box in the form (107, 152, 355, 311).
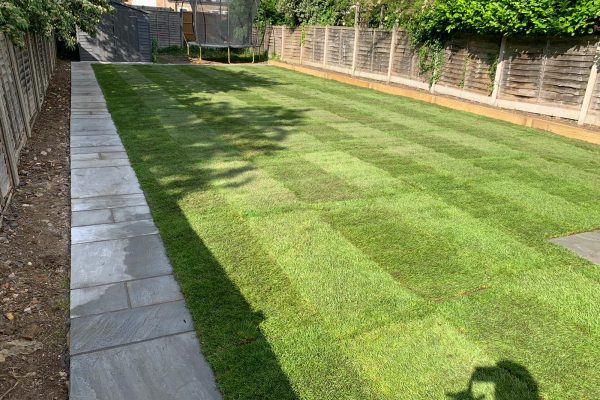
(131, 0, 158, 6)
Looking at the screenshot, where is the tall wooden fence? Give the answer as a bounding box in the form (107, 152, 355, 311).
(137, 6, 184, 49)
(0, 33, 56, 213)
(267, 26, 600, 127)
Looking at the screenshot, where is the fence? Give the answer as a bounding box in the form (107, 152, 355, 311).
(0, 33, 56, 213)
(267, 26, 600, 127)
(139, 7, 184, 49)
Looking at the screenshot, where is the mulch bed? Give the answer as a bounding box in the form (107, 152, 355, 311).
(0, 60, 70, 400)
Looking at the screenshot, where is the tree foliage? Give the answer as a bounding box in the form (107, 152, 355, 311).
(410, 0, 600, 45)
(0, 0, 112, 48)
(261, 0, 600, 45)
(259, 0, 424, 27)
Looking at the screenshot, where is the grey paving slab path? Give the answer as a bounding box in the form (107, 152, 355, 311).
(70, 62, 222, 400)
(551, 230, 600, 264)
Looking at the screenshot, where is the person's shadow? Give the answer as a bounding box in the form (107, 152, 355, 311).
(447, 360, 540, 400)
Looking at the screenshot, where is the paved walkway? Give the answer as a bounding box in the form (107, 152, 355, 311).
(69, 62, 222, 400)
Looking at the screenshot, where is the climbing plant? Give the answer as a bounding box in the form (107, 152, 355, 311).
(0, 0, 112, 48)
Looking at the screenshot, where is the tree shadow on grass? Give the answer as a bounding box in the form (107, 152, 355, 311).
(94, 65, 305, 399)
(447, 360, 540, 400)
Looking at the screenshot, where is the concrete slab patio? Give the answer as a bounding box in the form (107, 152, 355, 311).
(69, 62, 222, 400)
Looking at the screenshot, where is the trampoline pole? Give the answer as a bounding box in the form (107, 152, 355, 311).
(228, 46, 231, 64)
(252, 47, 255, 63)
(199, 46, 202, 61)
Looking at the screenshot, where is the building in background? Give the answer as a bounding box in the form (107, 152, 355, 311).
(122, 0, 189, 11)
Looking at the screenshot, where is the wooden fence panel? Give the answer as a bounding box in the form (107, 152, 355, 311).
(500, 36, 596, 108)
(326, 27, 342, 66)
(283, 28, 301, 62)
(147, 10, 183, 48)
(339, 28, 355, 69)
(539, 37, 596, 107)
(0, 36, 27, 154)
(463, 37, 500, 94)
(13, 44, 37, 124)
(0, 32, 56, 214)
(391, 31, 427, 82)
(0, 127, 11, 209)
(311, 27, 326, 63)
(356, 29, 392, 75)
(268, 26, 281, 57)
(438, 35, 500, 94)
(500, 37, 549, 101)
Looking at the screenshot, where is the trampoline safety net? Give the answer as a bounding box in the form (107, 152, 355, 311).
(189, 0, 260, 48)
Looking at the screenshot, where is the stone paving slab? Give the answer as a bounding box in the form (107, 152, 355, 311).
(71, 165, 143, 198)
(71, 145, 126, 154)
(71, 135, 123, 148)
(71, 113, 113, 119)
(70, 333, 221, 400)
(72, 153, 105, 161)
(72, 99, 105, 104)
(127, 275, 184, 308)
(71, 235, 172, 288)
(69, 62, 221, 399)
(71, 283, 129, 318)
(72, 205, 151, 227)
(71, 129, 119, 137)
(71, 152, 129, 161)
(71, 219, 158, 244)
(70, 300, 193, 354)
(551, 230, 600, 264)
(112, 205, 152, 222)
(72, 193, 147, 212)
(71, 119, 117, 132)
(71, 158, 130, 169)
(72, 208, 113, 227)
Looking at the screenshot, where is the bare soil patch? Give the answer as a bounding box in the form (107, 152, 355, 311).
(0, 60, 70, 400)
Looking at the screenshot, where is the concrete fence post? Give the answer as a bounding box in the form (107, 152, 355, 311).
(351, 4, 360, 76)
(578, 45, 600, 125)
(312, 26, 317, 62)
(491, 36, 507, 104)
(535, 39, 551, 100)
(300, 27, 304, 64)
(387, 21, 398, 83)
(323, 26, 329, 68)
(281, 26, 285, 61)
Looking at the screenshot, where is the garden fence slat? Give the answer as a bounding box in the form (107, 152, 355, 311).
(0, 32, 56, 216)
(145, 8, 183, 49)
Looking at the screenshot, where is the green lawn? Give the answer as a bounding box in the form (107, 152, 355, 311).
(94, 64, 600, 400)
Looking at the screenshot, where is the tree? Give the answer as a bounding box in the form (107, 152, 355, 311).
(0, 0, 112, 48)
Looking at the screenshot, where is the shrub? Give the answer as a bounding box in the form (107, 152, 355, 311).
(0, 0, 112, 48)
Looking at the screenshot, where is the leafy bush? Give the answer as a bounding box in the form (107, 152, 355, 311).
(0, 0, 111, 48)
(263, 0, 600, 44)
(405, 0, 600, 45)
(152, 38, 158, 63)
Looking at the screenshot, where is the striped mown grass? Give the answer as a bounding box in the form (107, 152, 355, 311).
(94, 64, 600, 400)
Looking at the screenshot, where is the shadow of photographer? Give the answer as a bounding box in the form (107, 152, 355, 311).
(448, 360, 540, 400)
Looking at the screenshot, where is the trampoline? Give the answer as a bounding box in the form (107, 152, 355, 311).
(188, 0, 260, 51)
